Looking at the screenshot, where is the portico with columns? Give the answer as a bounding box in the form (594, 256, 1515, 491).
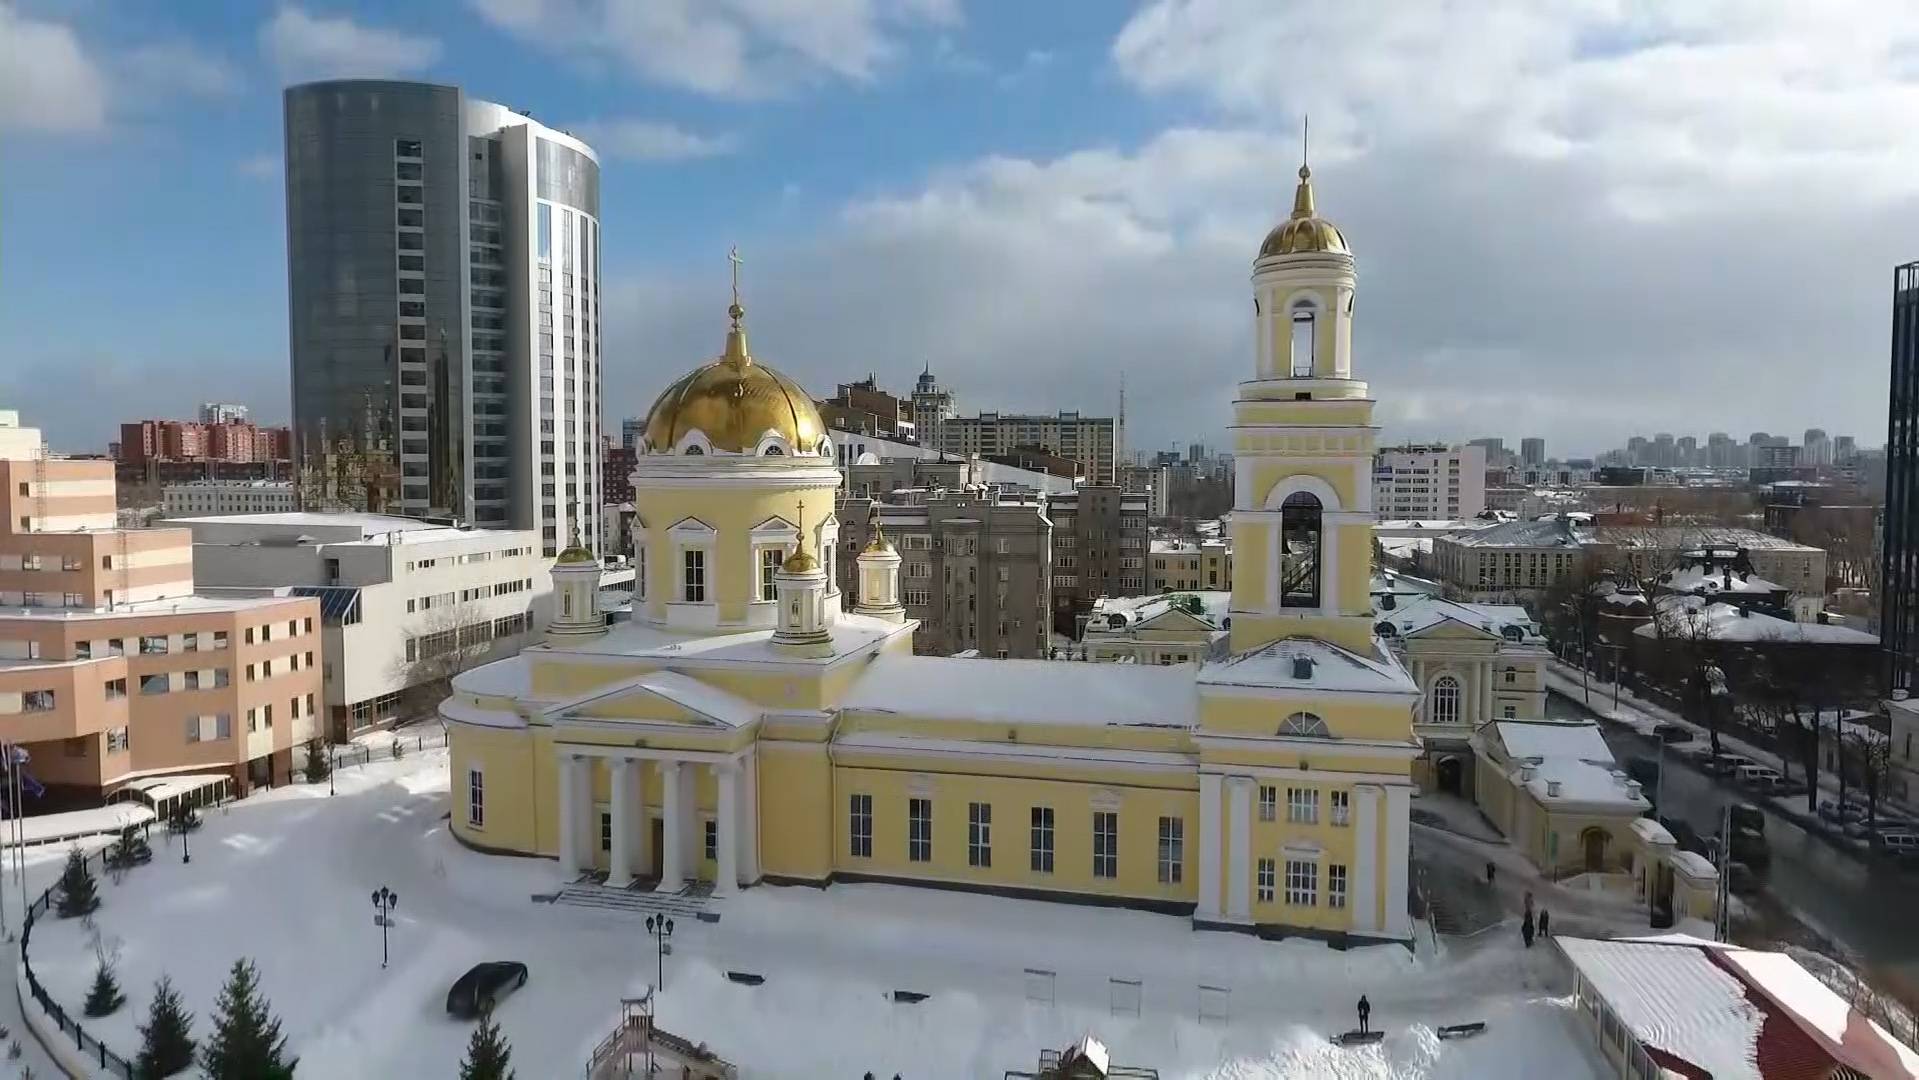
(551, 743, 759, 895)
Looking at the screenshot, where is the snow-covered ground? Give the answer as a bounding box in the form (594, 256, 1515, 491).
(23, 750, 1607, 1078)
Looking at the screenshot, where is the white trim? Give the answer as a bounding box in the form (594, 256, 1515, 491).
(1198, 772, 1222, 920)
(1352, 783, 1379, 933)
(1226, 777, 1252, 922)
(667, 516, 716, 537)
(749, 516, 799, 542)
(1198, 763, 1415, 785)
(553, 742, 747, 765)
(1193, 732, 1419, 758)
(1259, 473, 1342, 512)
(831, 735, 1194, 773)
(669, 429, 714, 456)
(1382, 785, 1413, 939)
(754, 431, 794, 457)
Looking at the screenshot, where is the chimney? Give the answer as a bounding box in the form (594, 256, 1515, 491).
(1291, 655, 1314, 680)
(1546, 780, 1563, 797)
(1626, 780, 1643, 799)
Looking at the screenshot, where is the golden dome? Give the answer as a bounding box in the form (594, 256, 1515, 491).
(861, 519, 894, 554)
(1257, 165, 1349, 259)
(555, 526, 595, 565)
(781, 546, 820, 574)
(642, 303, 827, 456)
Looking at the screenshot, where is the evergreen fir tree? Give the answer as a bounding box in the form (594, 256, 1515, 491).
(135, 976, 196, 1080)
(457, 1008, 516, 1080)
(200, 959, 295, 1080)
(303, 739, 330, 784)
(82, 959, 125, 1018)
(55, 848, 99, 918)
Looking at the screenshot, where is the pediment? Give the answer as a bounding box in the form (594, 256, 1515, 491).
(1137, 608, 1216, 632)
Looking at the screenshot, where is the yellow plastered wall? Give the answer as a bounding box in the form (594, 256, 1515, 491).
(759, 741, 833, 880)
(1199, 692, 1414, 747)
(634, 482, 839, 625)
(450, 722, 550, 856)
(1245, 783, 1366, 932)
(1246, 462, 1359, 511)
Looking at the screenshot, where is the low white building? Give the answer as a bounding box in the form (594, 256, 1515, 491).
(162, 480, 297, 517)
(164, 512, 551, 740)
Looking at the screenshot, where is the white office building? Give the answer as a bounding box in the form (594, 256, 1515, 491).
(1373, 443, 1487, 520)
(162, 480, 298, 517)
(166, 512, 552, 740)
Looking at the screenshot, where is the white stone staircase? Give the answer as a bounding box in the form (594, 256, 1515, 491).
(549, 876, 720, 921)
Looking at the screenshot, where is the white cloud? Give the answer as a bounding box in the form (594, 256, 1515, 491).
(0, 3, 108, 133)
(574, 119, 741, 161)
(122, 40, 242, 99)
(237, 153, 280, 179)
(261, 6, 441, 81)
(469, 0, 958, 97)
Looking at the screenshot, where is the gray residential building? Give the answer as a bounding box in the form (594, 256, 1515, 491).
(837, 491, 1052, 658)
(283, 79, 602, 557)
(1048, 484, 1150, 636)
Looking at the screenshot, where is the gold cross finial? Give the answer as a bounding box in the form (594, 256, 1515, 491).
(728, 245, 744, 329)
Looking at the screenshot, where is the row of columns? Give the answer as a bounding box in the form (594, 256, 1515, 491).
(1410, 657, 1500, 725)
(555, 752, 755, 895)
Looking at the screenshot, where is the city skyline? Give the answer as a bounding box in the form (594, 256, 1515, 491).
(4, 3, 1914, 458)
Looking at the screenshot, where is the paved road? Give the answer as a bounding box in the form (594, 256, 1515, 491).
(1548, 690, 1919, 993)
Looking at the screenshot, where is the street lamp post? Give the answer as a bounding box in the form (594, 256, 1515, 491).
(645, 914, 674, 991)
(371, 886, 398, 968)
(178, 810, 190, 865)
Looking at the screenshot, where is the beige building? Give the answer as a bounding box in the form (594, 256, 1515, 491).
(1049, 486, 1151, 636)
(939, 411, 1121, 486)
(0, 414, 321, 803)
(1148, 537, 1232, 593)
(1079, 591, 1229, 665)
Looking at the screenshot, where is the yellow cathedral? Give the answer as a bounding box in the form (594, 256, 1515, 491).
(441, 164, 1421, 943)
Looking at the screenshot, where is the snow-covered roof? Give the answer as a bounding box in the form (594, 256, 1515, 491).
(841, 654, 1196, 728)
(1492, 720, 1612, 762)
(1150, 539, 1200, 554)
(1630, 817, 1676, 846)
(1721, 951, 1919, 1079)
(1557, 937, 1765, 1079)
(1483, 721, 1647, 810)
(1662, 564, 1787, 597)
(1441, 517, 1592, 549)
(1637, 597, 1879, 645)
(1374, 594, 1543, 643)
(1086, 591, 1230, 631)
(1198, 637, 1417, 697)
(1669, 850, 1719, 880)
(553, 669, 762, 729)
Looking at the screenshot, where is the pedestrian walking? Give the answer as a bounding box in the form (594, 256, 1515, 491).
(1521, 910, 1536, 948)
(1539, 908, 1551, 939)
(1523, 889, 1534, 917)
(1485, 860, 1496, 887)
(1357, 994, 1372, 1035)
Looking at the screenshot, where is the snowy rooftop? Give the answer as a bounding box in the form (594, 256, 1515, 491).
(1442, 517, 1592, 549)
(1661, 564, 1788, 596)
(840, 653, 1196, 728)
(1605, 526, 1822, 554)
(1484, 721, 1646, 809)
(1086, 591, 1231, 631)
(1375, 594, 1544, 644)
(1638, 597, 1878, 645)
(542, 609, 907, 664)
(1198, 636, 1417, 697)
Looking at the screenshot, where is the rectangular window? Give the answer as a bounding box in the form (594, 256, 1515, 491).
(704, 820, 717, 862)
(1328, 863, 1349, 909)
(1092, 811, 1118, 879)
(849, 793, 872, 858)
(908, 798, 932, 862)
(1157, 816, 1184, 884)
(760, 547, 783, 602)
(967, 802, 992, 868)
(213, 630, 229, 650)
(103, 678, 126, 700)
(22, 690, 55, 712)
(1288, 787, 1319, 824)
(183, 670, 200, 690)
(139, 635, 168, 655)
(139, 673, 168, 695)
(601, 812, 613, 852)
(1030, 806, 1054, 873)
(185, 717, 201, 743)
(468, 768, 484, 828)
(106, 727, 130, 753)
(1258, 784, 1277, 822)
(682, 549, 706, 602)
(1257, 857, 1276, 903)
(1285, 859, 1318, 905)
(215, 713, 231, 739)
(1330, 789, 1350, 826)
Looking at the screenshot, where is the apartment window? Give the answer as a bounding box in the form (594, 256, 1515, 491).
(185, 717, 201, 744)
(139, 635, 168, 655)
(1257, 858, 1276, 903)
(245, 663, 257, 682)
(1328, 863, 1349, 909)
(1288, 787, 1319, 824)
(263, 704, 273, 728)
(908, 798, 932, 862)
(849, 793, 872, 858)
(1092, 811, 1118, 879)
(244, 627, 254, 645)
(140, 673, 168, 696)
(1503, 704, 1517, 719)
(246, 708, 259, 733)
(1258, 784, 1276, 822)
(1157, 816, 1184, 884)
(106, 728, 130, 754)
(1330, 789, 1350, 826)
(108, 638, 124, 656)
(760, 547, 783, 602)
(213, 631, 228, 650)
(1030, 806, 1054, 873)
(1285, 859, 1318, 905)
(22, 690, 54, 712)
(967, 802, 992, 868)
(682, 549, 707, 602)
(104, 678, 126, 700)
(1503, 667, 1517, 685)
(183, 670, 200, 691)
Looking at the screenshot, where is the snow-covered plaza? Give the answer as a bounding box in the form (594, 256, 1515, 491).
(19, 747, 1605, 1078)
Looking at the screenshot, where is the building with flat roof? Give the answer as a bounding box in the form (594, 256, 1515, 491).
(938, 410, 1121, 485)
(162, 480, 298, 517)
(1372, 443, 1486, 520)
(1049, 486, 1151, 636)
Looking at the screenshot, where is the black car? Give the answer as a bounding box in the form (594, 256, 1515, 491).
(1651, 723, 1691, 744)
(446, 962, 528, 1019)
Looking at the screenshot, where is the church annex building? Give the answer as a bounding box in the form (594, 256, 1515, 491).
(441, 165, 1422, 943)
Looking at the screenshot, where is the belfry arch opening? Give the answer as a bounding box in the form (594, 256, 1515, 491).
(1279, 491, 1322, 608)
(1290, 299, 1317, 377)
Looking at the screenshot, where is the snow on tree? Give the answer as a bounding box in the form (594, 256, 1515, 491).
(136, 976, 196, 1079)
(55, 848, 99, 918)
(200, 958, 295, 1080)
(457, 1008, 516, 1080)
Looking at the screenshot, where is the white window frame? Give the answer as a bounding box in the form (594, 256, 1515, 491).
(1256, 857, 1276, 903)
(1285, 858, 1318, 905)
(668, 519, 717, 606)
(1156, 816, 1183, 884)
(1258, 784, 1277, 822)
(749, 517, 798, 605)
(1287, 786, 1319, 825)
(468, 766, 485, 829)
(1330, 789, 1350, 827)
(908, 797, 932, 862)
(968, 801, 992, 868)
(849, 792, 872, 858)
(1030, 805, 1054, 873)
(1092, 811, 1118, 879)
(1328, 862, 1348, 909)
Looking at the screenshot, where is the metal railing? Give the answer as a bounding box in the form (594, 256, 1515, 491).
(329, 727, 449, 772)
(19, 846, 136, 1078)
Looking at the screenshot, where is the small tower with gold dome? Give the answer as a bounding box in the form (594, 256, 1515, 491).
(852, 506, 904, 623)
(771, 510, 833, 657)
(547, 527, 606, 640)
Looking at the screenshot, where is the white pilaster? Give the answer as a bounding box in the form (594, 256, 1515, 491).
(1383, 785, 1413, 939)
(1197, 772, 1223, 921)
(607, 758, 634, 888)
(1226, 776, 1252, 923)
(1351, 784, 1379, 933)
(740, 751, 760, 883)
(557, 754, 581, 881)
(656, 760, 685, 892)
(1480, 660, 1492, 723)
(714, 762, 739, 895)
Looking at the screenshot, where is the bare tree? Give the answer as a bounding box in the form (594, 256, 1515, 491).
(1648, 597, 1734, 758)
(388, 606, 510, 725)
(1845, 722, 1894, 826)
(1741, 637, 1834, 814)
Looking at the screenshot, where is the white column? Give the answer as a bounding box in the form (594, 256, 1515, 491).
(739, 751, 760, 883)
(1382, 785, 1413, 939)
(1482, 660, 1494, 723)
(607, 758, 635, 888)
(714, 762, 739, 895)
(656, 760, 685, 892)
(1351, 784, 1379, 933)
(629, 759, 647, 876)
(557, 754, 581, 881)
(1226, 776, 1252, 923)
(1197, 772, 1222, 921)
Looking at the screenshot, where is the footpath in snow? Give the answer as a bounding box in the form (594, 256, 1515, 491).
(19, 750, 1605, 1079)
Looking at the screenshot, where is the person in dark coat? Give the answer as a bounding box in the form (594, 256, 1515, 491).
(1485, 861, 1496, 887)
(1357, 994, 1372, 1034)
(1538, 908, 1551, 938)
(1521, 910, 1536, 948)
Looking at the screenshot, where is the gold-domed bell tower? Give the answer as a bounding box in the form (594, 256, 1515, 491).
(771, 511, 833, 657)
(1229, 131, 1380, 656)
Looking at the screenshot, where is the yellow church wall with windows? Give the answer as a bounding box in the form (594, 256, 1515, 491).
(1260, 283, 1346, 374)
(1197, 693, 1412, 744)
(837, 712, 1196, 758)
(1244, 788, 1372, 933)
(451, 722, 551, 856)
(828, 764, 1200, 907)
(1232, 402, 1376, 431)
(631, 483, 840, 625)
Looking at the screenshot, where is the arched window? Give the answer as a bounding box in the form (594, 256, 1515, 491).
(1279, 491, 1322, 608)
(1290, 299, 1317, 377)
(1430, 675, 1461, 725)
(1279, 711, 1330, 737)
(684, 445, 704, 456)
(763, 445, 784, 456)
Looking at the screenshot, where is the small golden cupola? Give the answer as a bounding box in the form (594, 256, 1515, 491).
(853, 508, 905, 623)
(772, 507, 833, 656)
(640, 250, 830, 456)
(1257, 163, 1349, 259)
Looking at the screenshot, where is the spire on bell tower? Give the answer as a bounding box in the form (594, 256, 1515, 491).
(723, 245, 752, 367)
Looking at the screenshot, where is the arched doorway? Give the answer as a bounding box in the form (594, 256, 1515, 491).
(1581, 827, 1608, 872)
(1435, 755, 1463, 795)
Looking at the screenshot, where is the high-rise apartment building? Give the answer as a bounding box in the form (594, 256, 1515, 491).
(619, 417, 646, 454)
(939, 410, 1121, 485)
(1804, 428, 1832, 467)
(1885, 261, 1919, 690)
(199, 403, 249, 425)
(1468, 437, 1506, 467)
(1520, 437, 1545, 468)
(284, 80, 602, 557)
(1048, 485, 1150, 635)
(1372, 443, 1487, 520)
(909, 365, 954, 445)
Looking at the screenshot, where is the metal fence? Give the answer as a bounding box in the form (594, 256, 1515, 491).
(20, 847, 136, 1078)
(329, 727, 449, 772)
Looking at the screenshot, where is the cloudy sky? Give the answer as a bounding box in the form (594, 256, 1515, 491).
(2, 0, 1911, 459)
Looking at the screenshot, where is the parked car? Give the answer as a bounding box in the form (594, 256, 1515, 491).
(1884, 833, 1919, 862)
(1706, 754, 1751, 778)
(1736, 765, 1782, 791)
(1729, 805, 1767, 836)
(1684, 747, 1718, 768)
(1773, 776, 1809, 798)
(446, 961, 529, 1019)
(1818, 799, 1869, 823)
(1651, 723, 1692, 744)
